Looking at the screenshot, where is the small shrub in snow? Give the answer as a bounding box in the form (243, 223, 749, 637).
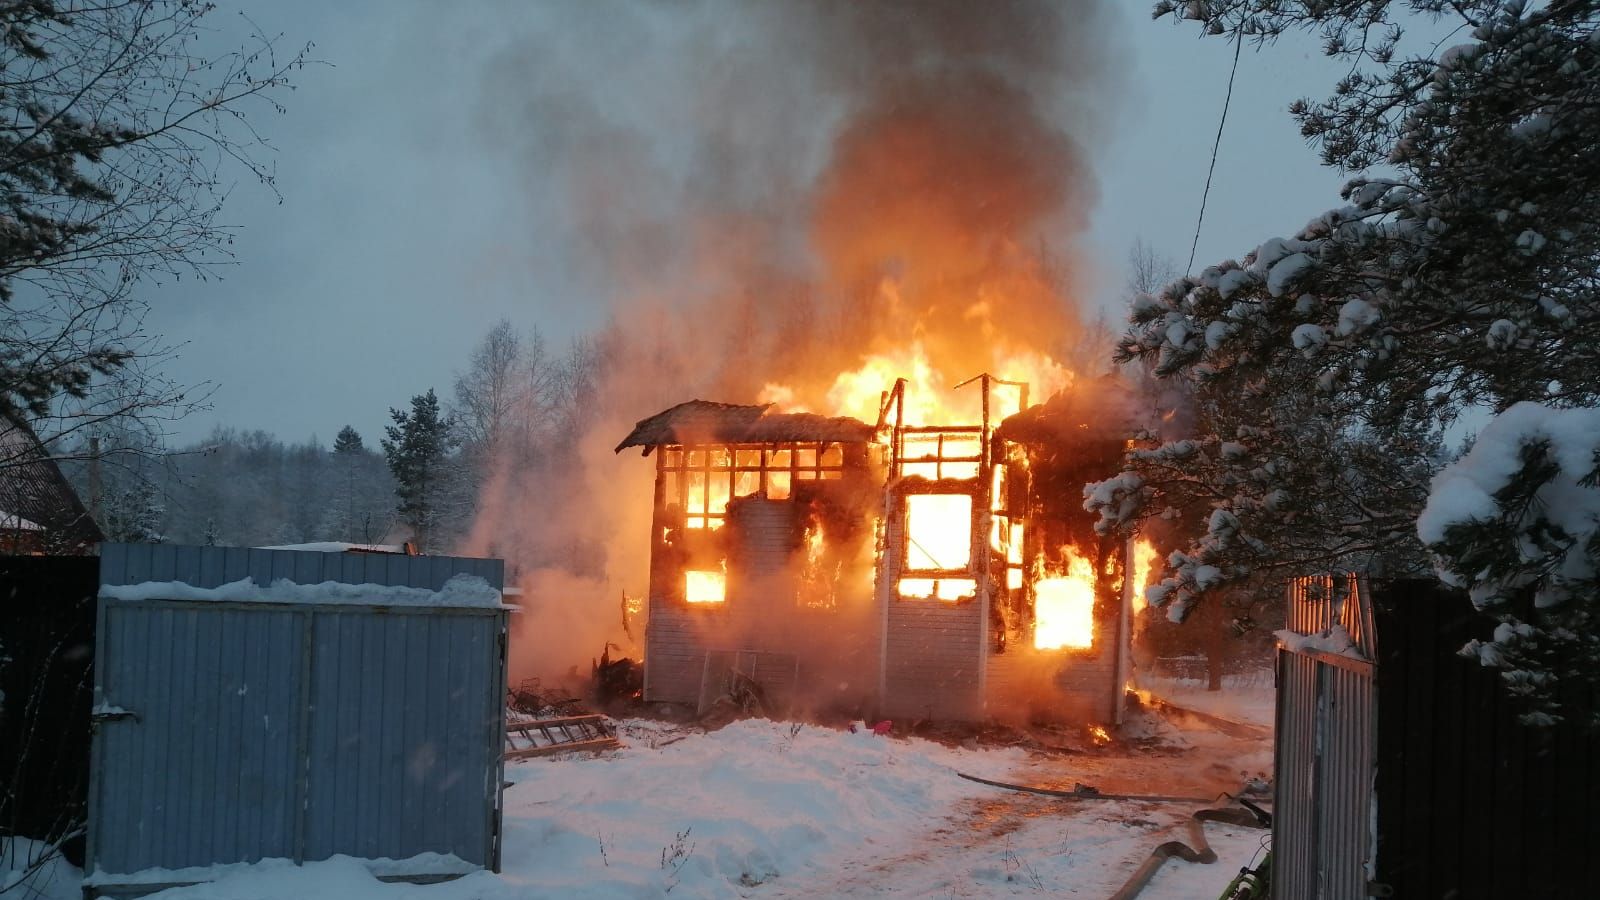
(1000, 836, 1046, 891)
(660, 826, 696, 893)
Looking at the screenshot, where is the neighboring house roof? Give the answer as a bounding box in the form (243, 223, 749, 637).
(257, 542, 409, 555)
(615, 400, 876, 454)
(0, 414, 105, 550)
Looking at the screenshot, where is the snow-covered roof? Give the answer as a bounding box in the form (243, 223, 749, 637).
(615, 400, 875, 454)
(0, 413, 103, 548)
(99, 543, 506, 609)
(256, 541, 407, 554)
(100, 574, 506, 609)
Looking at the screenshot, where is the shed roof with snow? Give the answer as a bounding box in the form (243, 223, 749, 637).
(614, 400, 875, 454)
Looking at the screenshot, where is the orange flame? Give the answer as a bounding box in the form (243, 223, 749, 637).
(683, 450, 734, 529)
(1131, 538, 1159, 615)
(685, 568, 726, 604)
(759, 302, 1073, 431)
(1125, 681, 1156, 707)
(1034, 547, 1095, 650)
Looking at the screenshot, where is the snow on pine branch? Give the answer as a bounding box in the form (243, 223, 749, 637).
(1420, 403, 1600, 610)
(1419, 402, 1600, 723)
(1107, 2, 1600, 648)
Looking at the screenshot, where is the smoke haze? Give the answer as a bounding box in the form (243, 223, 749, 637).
(463, 0, 1118, 683)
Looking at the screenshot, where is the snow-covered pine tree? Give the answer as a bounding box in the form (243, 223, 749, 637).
(333, 426, 365, 456)
(382, 390, 457, 551)
(1093, 2, 1600, 717)
(280, 437, 325, 543)
(328, 425, 366, 543)
(102, 481, 163, 543)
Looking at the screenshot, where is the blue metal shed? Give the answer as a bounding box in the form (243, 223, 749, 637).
(84, 544, 508, 895)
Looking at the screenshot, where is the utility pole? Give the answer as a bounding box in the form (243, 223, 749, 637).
(88, 435, 102, 522)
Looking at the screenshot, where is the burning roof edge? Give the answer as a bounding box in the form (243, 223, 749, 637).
(994, 375, 1143, 447)
(614, 399, 876, 455)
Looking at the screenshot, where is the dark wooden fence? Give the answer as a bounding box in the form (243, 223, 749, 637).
(0, 554, 99, 867)
(1370, 579, 1599, 899)
(1276, 576, 1600, 899)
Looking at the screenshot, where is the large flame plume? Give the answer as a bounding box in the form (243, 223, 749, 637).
(465, 1, 1115, 683)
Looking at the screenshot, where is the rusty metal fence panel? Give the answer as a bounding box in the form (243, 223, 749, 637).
(1274, 576, 1377, 900)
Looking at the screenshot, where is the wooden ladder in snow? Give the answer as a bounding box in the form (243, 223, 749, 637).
(504, 713, 620, 759)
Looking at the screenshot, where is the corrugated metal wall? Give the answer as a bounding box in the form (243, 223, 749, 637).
(1274, 576, 1377, 900)
(96, 542, 504, 595)
(88, 544, 506, 885)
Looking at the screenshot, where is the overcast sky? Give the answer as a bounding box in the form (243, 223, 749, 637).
(151, 1, 1351, 446)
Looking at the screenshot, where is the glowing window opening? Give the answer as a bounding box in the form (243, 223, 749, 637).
(898, 578, 977, 602)
(904, 494, 972, 571)
(1034, 551, 1097, 650)
(685, 569, 726, 604)
(657, 441, 851, 528)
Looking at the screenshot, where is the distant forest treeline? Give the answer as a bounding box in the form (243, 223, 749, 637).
(60, 424, 400, 548)
(56, 320, 608, 556)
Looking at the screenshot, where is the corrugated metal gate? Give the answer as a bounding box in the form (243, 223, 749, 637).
(1274, 575, 1377, 900)
(86, 544, 507, 890)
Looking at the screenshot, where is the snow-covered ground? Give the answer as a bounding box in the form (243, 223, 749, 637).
(1135, 669, 1276, 728)
(11, 698, 1273, 900)
(2, 837, 83, 900)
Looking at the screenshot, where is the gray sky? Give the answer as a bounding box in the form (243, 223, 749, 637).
(152, 1, 1351, 446)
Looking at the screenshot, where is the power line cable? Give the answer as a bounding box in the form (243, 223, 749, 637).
(1187, 34, 1244, 273)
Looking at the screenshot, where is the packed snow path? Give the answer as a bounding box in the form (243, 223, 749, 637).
(4, 698, 1273, 900)
(757, 723, 1271, 899)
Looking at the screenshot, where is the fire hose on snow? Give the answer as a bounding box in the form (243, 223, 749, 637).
(1105, 797, 1271, 900)
(955, 773, 1273, 899)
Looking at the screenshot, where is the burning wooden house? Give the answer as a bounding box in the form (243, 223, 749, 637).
(614, 400, 884, 714)
(615, 378, 1139, 725)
